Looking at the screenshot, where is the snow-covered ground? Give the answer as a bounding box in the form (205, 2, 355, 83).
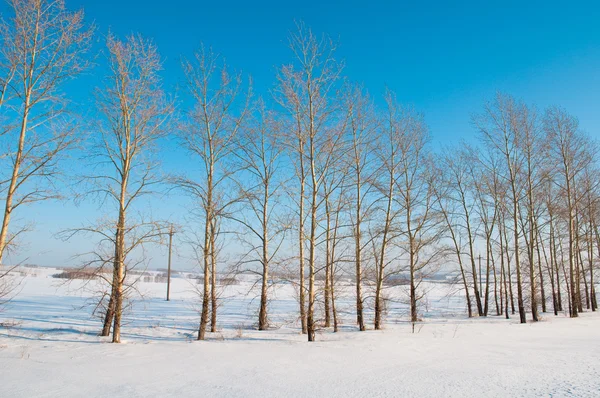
(1, 266, 599, 397)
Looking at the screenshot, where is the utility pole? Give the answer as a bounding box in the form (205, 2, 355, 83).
(166, 224, 174, 301)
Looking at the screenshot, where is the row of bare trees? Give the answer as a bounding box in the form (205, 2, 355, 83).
(270, 26, 446, 340)
(0, 1, 598, 343)
(436, 94, 600, 326)
(224, 26, 599, 341)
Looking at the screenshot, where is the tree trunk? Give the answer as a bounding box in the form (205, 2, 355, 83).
(355, 182, 365, 331)
(410, 250, 418, 324)
(574, 210, 583, 314)
(465, 209, 483, 316)
(101, 291, 115, 336)
(210, 219, 217, 333)
(112, 260, 124, 343)
(513, 199, 527, 324)
(527, 207, 539, 322)
(501, 250, 509, 319)
(0, 101, 29, 263)
(330, 202, 342, 333)
(375, 166, 395, 328)
(111, 211, 126, 343)
(197, 206, 211, 340)
(408, 204, 418, 324)
(553, 220, 564, 312)
(258, 186, 269, 331)
(330, 266, 338, 333)
(101, 227, 121, 336)
(592, 222, 600, 311)
(307, 135, 317, 342)
(484, 241, 492, 316)
(540, 220, 558, 316)
(492, 254, 500, 316)
(578, 248, 590, 310)
(502, 220, 516, 315)
(535, 222, 547, 313)
(566, 166, 578, 317)
(323, 197, 331, 328)
(298, 139, 307, 334)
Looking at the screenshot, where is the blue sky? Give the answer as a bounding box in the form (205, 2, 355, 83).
(65, 0, 600, 136)
(3, 0, 600, 268)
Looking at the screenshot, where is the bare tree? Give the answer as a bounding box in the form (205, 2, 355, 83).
(498, 201, 512, 318)
(275, 23, 342, 341)
(474, 94, 528, 323)
(499, 202, 516, 315)
(433, 147, 475, 318)
(0, 37, 17, 292)
(344, 84, 378, 331)
(98, 34, 170, 342)
(321, 144, 347, 329)
(0, 0, 92, 263)
(327, 181, 347, 332)
(232, 101, 286, 330)
(469, 146, 501, 317)
(388, 94, 442, 325)
(64, 33, 172, 343)
(581, 166, 599, 311)
(544, 106, 594, 317)
(544, 180, 563, 313)
(275, 45, 308, 335)
(177, 46, 250, 340)
(518, 105, 544, 322)
(371, 91, 404, 329)
(438, 146, 483, 316)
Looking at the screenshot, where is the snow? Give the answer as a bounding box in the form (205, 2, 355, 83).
(1, 267, 599, 397)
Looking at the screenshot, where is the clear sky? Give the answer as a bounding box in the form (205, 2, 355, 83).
(3, 0, 600, 269)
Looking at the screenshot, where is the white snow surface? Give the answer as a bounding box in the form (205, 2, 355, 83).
(1, 266, 599, 397)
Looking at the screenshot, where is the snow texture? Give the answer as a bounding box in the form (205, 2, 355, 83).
(1, 266, 598, 397)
